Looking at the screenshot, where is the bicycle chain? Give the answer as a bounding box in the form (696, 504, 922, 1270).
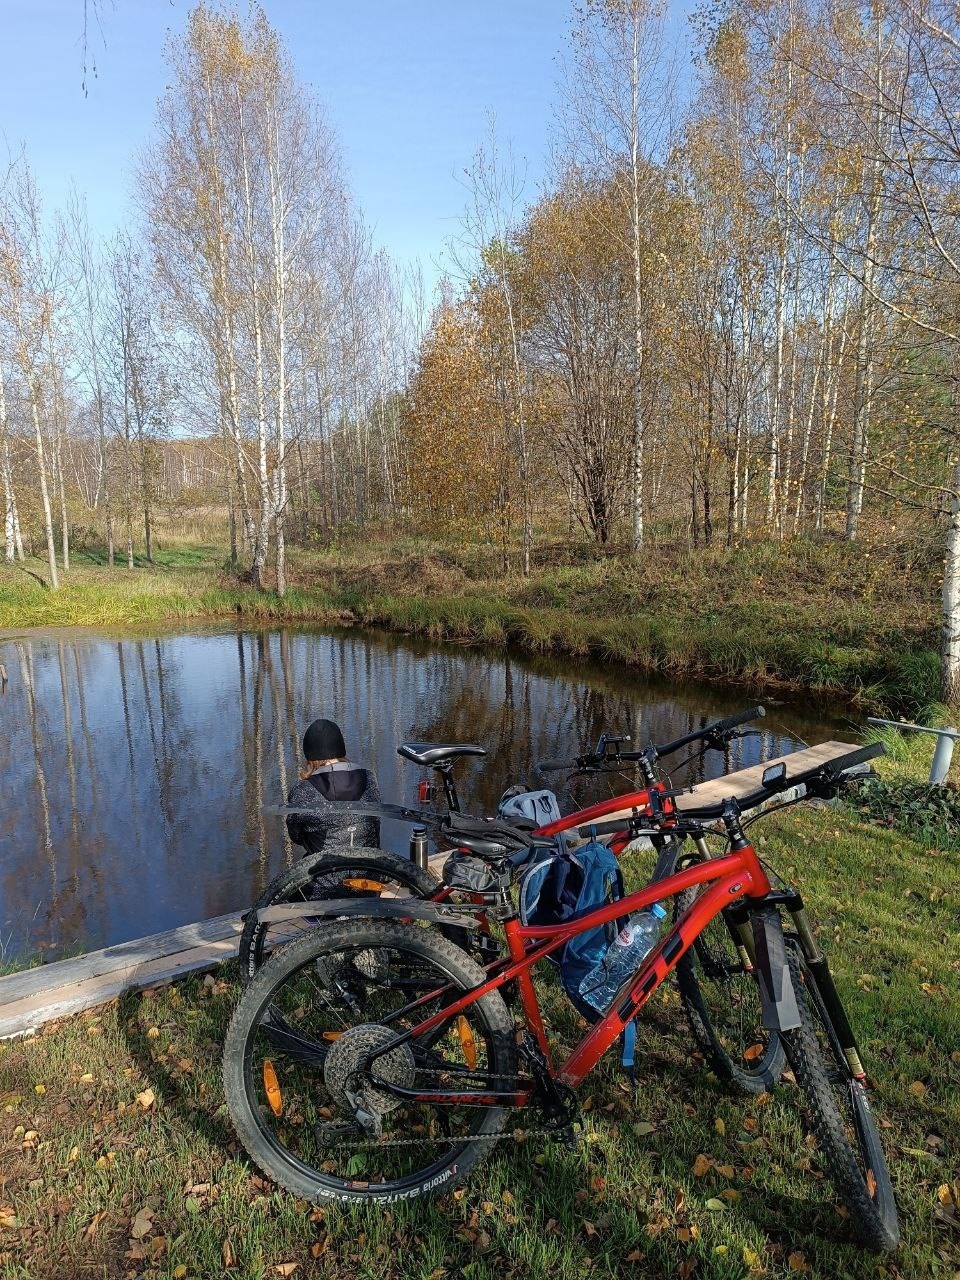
(311, 1065, 578, 1152)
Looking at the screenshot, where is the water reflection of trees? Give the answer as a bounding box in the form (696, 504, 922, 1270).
(0, 627, 837, 960)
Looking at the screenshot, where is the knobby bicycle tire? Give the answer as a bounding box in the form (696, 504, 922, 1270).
(237, 848, 445, 984)
(673, 880, 786, 1094)
(779, 941, 899, 1251)
(223, 920, 517, 1204)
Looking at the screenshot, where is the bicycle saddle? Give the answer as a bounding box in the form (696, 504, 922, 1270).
(397, 742, 487, 768)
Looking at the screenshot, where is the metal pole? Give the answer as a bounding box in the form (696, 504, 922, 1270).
(930, 729, 957, 785)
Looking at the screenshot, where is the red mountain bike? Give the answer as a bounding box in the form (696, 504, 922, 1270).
(243, 706, 783, 1090)
(223, 742, 899, 1251)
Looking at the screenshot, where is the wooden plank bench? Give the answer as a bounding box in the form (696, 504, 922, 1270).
(0, 740, 861, 1040)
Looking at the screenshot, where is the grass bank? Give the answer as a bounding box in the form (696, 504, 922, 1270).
(1, 786, 957, 1280)
(0, 534, 942, 715)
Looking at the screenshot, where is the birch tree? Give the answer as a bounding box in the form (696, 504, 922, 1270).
(563, 0, 675, 550)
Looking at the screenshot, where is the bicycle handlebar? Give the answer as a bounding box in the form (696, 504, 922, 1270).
(539, 757, 578, 774)
(538, 705, 766, 775)
(574, 741, 884, 837)
(653, 705, 765, 760)
(670, 741, 885, 825)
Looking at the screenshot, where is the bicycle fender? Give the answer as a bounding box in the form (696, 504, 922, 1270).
(751, 906, 802, 1031)
(255, 897, 482, 929)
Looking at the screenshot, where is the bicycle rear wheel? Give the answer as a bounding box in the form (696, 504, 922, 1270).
(238, 849, 441, 984)
(780, 941, 899, 1251)
(223, 920, 517, 1205)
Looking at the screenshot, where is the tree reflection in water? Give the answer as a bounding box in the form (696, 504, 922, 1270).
(0, 626, 841, 961)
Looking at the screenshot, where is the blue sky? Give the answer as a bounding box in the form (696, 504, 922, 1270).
(1, 1, 692, 287)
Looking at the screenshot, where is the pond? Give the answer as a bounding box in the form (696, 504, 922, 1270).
(0, 625, 851, 961)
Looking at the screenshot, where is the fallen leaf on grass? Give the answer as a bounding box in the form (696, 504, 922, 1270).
(83, 1211, 107, 1241)
(33, 1084, 45, 1096)
(938, 1185, 956, 1207)
(788, 1251, 811, 1272)
(130, 1208, 154, 1240)
(704, 1198, 726, 1211)
(135, 1088, 156, 1110)
(692, 1154, 712, 1177)
(223, 1238, 236, 1268)
(714, 1117, 725, 1136)
(908, 1080, 927, 1097)
(743, 1245, 762, 1270)
(0, 1210, 19, 1230)
(633, 1121, 657, 1136)
(274, 1265, 298, 1277)
(716, 1163, 735, 1179)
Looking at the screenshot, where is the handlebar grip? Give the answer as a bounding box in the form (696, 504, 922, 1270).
(577, 819, 630, 838)
(823, 741, 886, 774)
(539, 758, 578, 773)
(713, 705, 766, 734)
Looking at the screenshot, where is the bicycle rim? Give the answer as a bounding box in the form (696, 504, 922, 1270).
(239, 852, 439, 984)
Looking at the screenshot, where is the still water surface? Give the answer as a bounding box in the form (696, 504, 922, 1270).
(0, 626, 849, 960)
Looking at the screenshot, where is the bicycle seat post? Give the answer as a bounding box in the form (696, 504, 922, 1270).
(434, 762, 461, 813)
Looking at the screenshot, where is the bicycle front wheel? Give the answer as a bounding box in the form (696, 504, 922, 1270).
(780, 942, 899, 1251)
(223, 920, 518, 1205)
(238, 849, 441, 984)
(675, 885, 786, 1093)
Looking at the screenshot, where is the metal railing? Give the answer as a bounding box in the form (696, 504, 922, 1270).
(866, 718, 959, 784)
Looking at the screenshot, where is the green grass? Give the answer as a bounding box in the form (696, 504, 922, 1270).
(0, 531, 944, 714)
(1, 796, 957, 1280)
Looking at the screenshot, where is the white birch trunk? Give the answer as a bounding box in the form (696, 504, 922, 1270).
(30, 383, 60, 588)
(846, 23, 885, 543)
(237, 91, 272, 588)
(629, 9, 644, 552)
(942, 452, 960, 705)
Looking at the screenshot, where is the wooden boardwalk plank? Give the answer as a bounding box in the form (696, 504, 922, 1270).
(0, 913, 242, 1040)
(592, 740, 858, 829)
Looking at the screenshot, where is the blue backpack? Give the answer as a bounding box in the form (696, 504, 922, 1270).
(519, 837, 638, 1074)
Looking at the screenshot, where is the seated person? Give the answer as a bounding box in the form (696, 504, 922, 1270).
(285, 717, 381, 855)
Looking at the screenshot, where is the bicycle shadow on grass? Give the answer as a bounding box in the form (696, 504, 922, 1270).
(117, 975, 239, 1156)
(114, 974, 873, 1270)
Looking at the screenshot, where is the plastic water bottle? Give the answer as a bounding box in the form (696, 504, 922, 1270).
(578, 903, 668, 1013)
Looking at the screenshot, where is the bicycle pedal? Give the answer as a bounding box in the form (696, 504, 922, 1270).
(557, 1119, 583, 1150)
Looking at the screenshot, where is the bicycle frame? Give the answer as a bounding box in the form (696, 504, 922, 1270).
(381, 834, 773, 1107)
